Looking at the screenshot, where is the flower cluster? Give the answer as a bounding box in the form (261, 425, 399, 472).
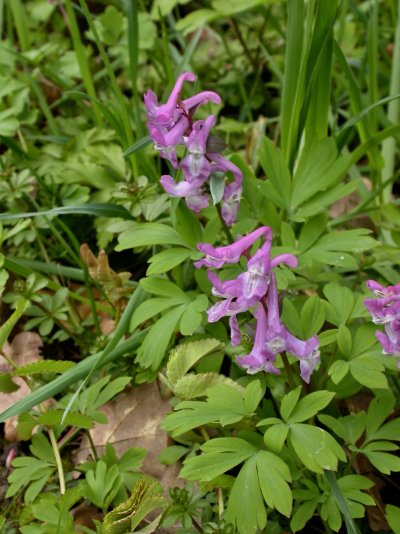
(364, 280, 400, 367)
(194, 227, 320, 383)
(144, 72, 243, 226)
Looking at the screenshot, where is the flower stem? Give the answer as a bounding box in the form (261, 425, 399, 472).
(281, 352, 295, 389)
(215, 203, 234, 243)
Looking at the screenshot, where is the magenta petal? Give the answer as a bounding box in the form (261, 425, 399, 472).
(230, 315, 241, 345)
(186, 191, 210, 212)
(270, 253, 298, 269)
(183, 91, 221, 111)
(195, 226, 272, 269)
(160, 175, 202, 197)
(207, 298, 233, 322)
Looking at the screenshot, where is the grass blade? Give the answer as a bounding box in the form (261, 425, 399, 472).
(0, 203, 133, 221)
(324, 470, 361, 534)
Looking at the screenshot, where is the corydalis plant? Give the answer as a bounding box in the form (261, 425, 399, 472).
(195, 227, 320, 382)
(365, 280, 400, 367)
(144, 73, 243, 226)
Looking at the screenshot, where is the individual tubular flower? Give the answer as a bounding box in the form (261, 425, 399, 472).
(208, 153, 243, 226)
(236, 274, 320, 383)
(194, 226, 273, 269)
(364, 280, 400, 367)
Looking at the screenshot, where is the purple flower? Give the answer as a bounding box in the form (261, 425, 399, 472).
(194, 226, 273, 269)
(160, 175, 210, 212)
(365, 280, 400, 367)
(181, 116, 215, 181)
(236, 274, 320, 382)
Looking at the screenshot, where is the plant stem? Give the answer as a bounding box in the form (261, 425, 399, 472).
(281, 352, 295, 390)
(86, 429, 98, 460)
(48, 427, 66, 495)
(215, 203, 234, 243)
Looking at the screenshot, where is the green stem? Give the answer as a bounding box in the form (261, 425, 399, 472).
(48, 427, 66, 495)
(281, 352, 295, 390)
(382, 0, 400, 203)
(215, 203, 234, 243)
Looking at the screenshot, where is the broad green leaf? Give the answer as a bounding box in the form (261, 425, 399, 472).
(288, 391, 335, 423)
(280, 386, 302, 422)
(175, 9, 218, 35)
(130, 297, 186, 331)
(362, 449, 400, 474)
(291, 499, 318, 532)
(179, 297, 207, 336)
(329, 360, 350, 384)
(323, 283, 354, 326)
(0, 373, 19, 393)
(158, 445, 188, 465)
(259, 136, 291, 209)
(350, 356, 388, 390)
(311, 229, 378, 254)
(298, 213, 328, 251)
(136, 305, 186, 370)
(174, 201, 203, 247)
(263, 423, 289, 454)
(146, 248, 192, 275)
(289, 424, 345, 473)
(37, 410, 93, 429)
(337, 325, 352, 357)
(116, 223, 188, 250)
(300, 295, 325, 338)
(166, 338, 223, 386)
(243, 378, 265, 413)
(226, 457, 267, 534)
(161, 385, 248, 436)
(256, 451, 292, 517)
(365, 390, 395, 438)
(291, 138, 338, 209)
(180, 438, 256, 481)
(173, 372, 242, 399)
(139, 277, 186, 298)
(386, 505, 400, 534)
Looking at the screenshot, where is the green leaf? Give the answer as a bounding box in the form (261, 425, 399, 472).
(38, 410, 93, 429)
(243, 378, 265, 413)
(337, 325, 352, 357)
(226, 457, 267, 534)
(362, 449, 400, 474)
(263, 423, 289, 454)
(161, 384, 248, 437)
(365, 390, 395, 438)
(291, 499, 318, 533)
(259, 136, 291, 209)
(130, 297, 186, 331)
(139, 277, 186, 298)
(13, 360, 75, 376)
(386, 504, 400, 534)
(328, 360, 350, 384)
(175, 9, 218, 35)
(256, 450, 292, 516)
(291, 139, 338, 209)
(288, 391, 335, 423)
(116, 223, 188, 250)
(158, 445, 189, 465)
(174, 201, 203, 247)
(300, 295, 325, 337)
(323, 283, 354, 326)
(146, 248, 192, 275)
(179, 298, 206, 336)
(0, 373, 20, 393)
(324, 471, 362, 534)
(173, 372, 241, 400)
(280, 386, 302, 422)
(166, 338, 223, 386)
(289, 424, 345, 473)
(180, 438, 256, 481)
(350, 356, 388, 389)
(137, 305, 186, 370)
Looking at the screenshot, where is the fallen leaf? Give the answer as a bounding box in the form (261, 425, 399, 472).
(0, 332, 42, 441)
(73, 382, 181, 490)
